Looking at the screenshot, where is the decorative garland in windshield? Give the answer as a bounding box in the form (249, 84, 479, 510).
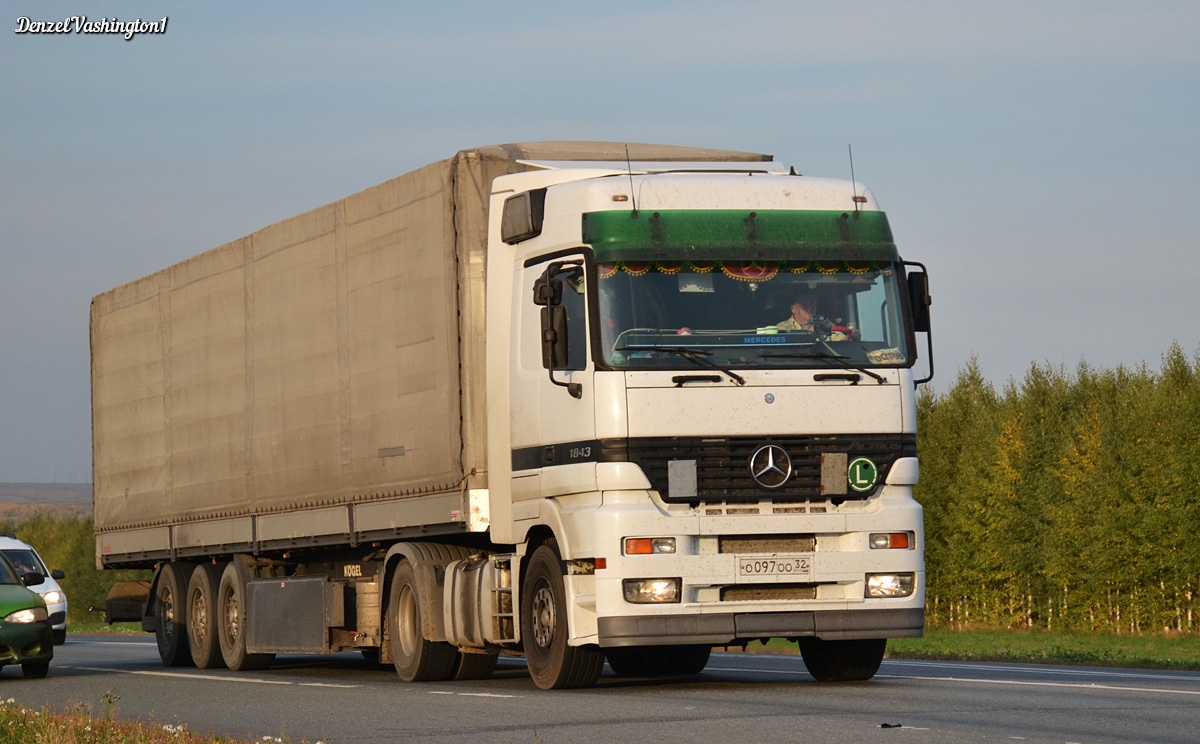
(597, 260, 889, 280)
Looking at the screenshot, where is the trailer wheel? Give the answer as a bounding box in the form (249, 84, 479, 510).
(217, 560, 274, 671)
(798, 637, 886, 682)
(521, 544, 604, 689)
(388, 560, 457, 682)
(186, 563, 226, 669)
(154, 562, 193, 667)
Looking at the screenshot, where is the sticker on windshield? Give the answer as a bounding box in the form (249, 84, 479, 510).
(867, 348, 904, 364)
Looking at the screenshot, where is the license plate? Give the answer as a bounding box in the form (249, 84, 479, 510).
(737, 554, 813, 577)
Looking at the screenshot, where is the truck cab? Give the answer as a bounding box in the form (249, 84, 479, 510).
(481, 160, 929, 686)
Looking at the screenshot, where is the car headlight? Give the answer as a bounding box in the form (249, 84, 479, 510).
(623, 578, 681, 603)
(42, 591, 64, 605)
(865, 573, 915, 598)
(4, 607, 49, 624)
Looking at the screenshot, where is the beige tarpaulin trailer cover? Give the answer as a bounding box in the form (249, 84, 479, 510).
(91, 142, 771, 565)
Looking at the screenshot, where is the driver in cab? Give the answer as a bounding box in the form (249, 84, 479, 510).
(776, 293, 848, 341)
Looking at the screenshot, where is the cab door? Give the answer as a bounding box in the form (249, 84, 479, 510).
(510, 254, 597, 502)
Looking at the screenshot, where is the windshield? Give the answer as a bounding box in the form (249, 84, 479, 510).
(0, 555, 20, 585)
(598, 261, 911, 369)
(0, 549, 45, 576)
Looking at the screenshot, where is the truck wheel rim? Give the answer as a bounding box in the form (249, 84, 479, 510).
(531, 585, 555, 649)
(192, 590, 208, 644)
(398, 585, 418, 656)
(223, 589, 239, 641)
(160, 587, 176, 642)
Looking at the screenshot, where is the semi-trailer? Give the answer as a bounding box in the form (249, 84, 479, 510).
(93, 141, 932, 689)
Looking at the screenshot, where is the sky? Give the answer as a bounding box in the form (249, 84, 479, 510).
(3, 1, 1198, 483)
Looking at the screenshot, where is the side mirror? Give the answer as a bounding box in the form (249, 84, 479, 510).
(541, 306, 570, 369)
(22, 571, 45, 587)
(907, 271, 931, 333)
(51, 569, 65, 580)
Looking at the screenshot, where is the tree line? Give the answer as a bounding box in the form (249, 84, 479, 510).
(916, 343, 1200, 633)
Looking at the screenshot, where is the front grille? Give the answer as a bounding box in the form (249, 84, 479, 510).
(721, 584, 819, 601)
(602, 434, 915, 503)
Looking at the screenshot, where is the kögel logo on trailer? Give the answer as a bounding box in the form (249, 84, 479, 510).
(749, 444, 793, 489)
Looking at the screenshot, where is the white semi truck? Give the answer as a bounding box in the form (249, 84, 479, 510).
(93, 142, 932, 689)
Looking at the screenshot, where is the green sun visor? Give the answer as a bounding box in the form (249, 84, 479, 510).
(582, 209, 898, 263)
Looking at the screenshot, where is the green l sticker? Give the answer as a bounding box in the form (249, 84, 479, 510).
(847, 457, 879, 493)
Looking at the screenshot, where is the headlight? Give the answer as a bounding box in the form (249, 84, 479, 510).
(623, 578, 681, 603)
(42, 591, 64, 605)
(4, 607, 49, 624)
(865, 573, 915, 598)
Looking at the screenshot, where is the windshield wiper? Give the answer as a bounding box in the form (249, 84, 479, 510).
(761, 349, 887, 385)
(617, 345, 746, 386)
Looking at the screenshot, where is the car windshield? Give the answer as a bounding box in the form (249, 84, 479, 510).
(598, 261, 911, 369)
(0, 549, 45, 576)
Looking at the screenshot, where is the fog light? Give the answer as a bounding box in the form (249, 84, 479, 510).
(869, 532, 912, 549)
(624, 537, 677, 555)
(623, 578, 681, 603)
(865, 573, 915, 598)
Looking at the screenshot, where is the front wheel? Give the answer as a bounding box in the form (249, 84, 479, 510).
(21, 661, 49, 679)
(521, 544, 604, 690)
(798, 637, 886, 682)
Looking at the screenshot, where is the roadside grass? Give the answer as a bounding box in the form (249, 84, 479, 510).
(742, 627, 1200, 671)
(0, 695, 302, 744)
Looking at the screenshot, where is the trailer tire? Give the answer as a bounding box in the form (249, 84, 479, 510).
(217, 561, 274, 671)
(521, 544, 604, 690)
(798, 637, 886, 682)
(154, 562, 193, 667)
(388, 560, 457, 682)
(186, 563, 226, 669)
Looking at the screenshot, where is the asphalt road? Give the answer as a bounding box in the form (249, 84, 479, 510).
(3, 635, 1199, 743)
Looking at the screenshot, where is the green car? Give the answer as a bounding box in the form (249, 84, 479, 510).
(0, 553, 53, 678)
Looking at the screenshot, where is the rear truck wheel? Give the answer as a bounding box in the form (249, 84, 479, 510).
(186, 563, 226, 669)
(388, 560, 458, 682)
(798, 637, 887, 682)
(453, 650, 499, 681)
(521, 544, 604, 690)
(605, 645, 711, 677)
(21, 661, 49, 679)
(216, 560, 274, 671)
(154, 562, 194, 667)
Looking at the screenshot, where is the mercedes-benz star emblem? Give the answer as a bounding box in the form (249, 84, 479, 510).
(749, 444, 793, 489)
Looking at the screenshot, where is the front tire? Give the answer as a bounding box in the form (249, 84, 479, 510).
(388, 560, 458, 682)
(187, 563, 226, 669)
(154, 562, 193, 667)
(521, 544, 603, 690)
(21, 661, 49, 679)
(216, 560, 274, 671)
(798, 637, 886, 681)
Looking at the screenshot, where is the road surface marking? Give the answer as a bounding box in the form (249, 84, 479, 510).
(61, 665, 361, 688)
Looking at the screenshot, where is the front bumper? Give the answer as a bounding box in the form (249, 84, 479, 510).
(599, 607, 923, 647)
(0, 621, 54, 665)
